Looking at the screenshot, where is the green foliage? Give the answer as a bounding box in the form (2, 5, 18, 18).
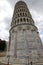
(0, 39, 6, 52)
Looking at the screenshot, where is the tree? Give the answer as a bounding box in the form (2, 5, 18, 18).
(0, 39, 6, 52)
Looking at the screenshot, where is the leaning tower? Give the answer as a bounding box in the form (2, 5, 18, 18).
(9, 1, 43, 65)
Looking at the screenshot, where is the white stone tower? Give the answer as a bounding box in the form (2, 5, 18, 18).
(8, 1, 43, 65)
(0, 1, 43, 65)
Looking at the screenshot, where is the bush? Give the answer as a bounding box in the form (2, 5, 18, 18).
(0, 39, 6, 52)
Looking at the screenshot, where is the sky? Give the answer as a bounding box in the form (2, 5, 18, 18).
(0, 0, 43, 43)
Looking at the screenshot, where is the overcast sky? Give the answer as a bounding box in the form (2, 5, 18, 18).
(0, 0, 43, 43)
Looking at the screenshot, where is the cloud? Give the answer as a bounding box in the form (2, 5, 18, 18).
(40, 34, 43, 43)
(29, 8, 43, 43)
(0, 0, 13, 41)
(8, 0, 19, 7)
(8, 0, 43, 13)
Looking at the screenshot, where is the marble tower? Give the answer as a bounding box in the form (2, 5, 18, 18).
(0, 1, 43, 65)
(9, 1, 43, 65)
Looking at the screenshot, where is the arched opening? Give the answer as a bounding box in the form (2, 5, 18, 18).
(20, 13, 22, 16)
(18, 9, 19, 12)
(18, 14, 19, 17)
(17, 19, 19, 23)
(15, 20, 16, 25)
(25, 13, 27, 16)
(22, 9, 23, 11)
(27, 18, 29, 22)
(20, 9, 21, 11)
(23, 13, 24, 16)
(23, 18, 26, 22)
(20, 18, 22, 22)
